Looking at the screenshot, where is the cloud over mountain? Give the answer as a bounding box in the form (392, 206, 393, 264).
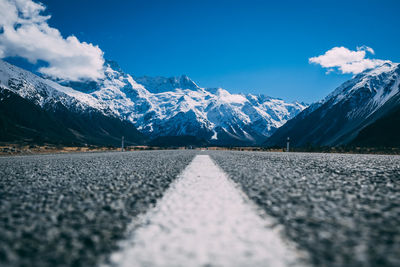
(309, 46, 391, 75)
(0, 0, 105, 81)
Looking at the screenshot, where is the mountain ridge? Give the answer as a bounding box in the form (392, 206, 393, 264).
(0, 59, 306, 146)
(265, 62, 400, 147)
(52, 60, 307, 145)
(0, 60, 147, 146)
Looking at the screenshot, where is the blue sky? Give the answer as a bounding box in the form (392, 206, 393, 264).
(4, 0, 400, 102)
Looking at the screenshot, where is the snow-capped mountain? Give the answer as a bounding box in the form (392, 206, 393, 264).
(0, 59, 306, 145)
(0, 60, 103, 113)
(266, 62, 400, 147)
(60, 60, 306, 145)
(134, 75, 200, 93)
(0, 60, 146, 145)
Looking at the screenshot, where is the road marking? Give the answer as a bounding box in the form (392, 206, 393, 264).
(106, 155, 306, 267)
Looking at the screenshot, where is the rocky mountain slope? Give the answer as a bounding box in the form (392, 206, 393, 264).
(265, 62, 400, 147)
(0, 60, 146, 146)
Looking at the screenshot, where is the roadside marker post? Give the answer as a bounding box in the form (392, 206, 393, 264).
(286, 137, 290, 152)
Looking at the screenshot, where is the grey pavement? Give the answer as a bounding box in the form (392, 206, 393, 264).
(0, 150, 399, 266)
(0, 151, 196, 267)
(210, 151, 400, 267)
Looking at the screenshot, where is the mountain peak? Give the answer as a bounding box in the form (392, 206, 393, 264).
(360, 61, 399, 77)
(180, 74, 190, 80)
(104, 60, 123, 73)
(266, 59, 400, 147)
(134, 75, 200, 93)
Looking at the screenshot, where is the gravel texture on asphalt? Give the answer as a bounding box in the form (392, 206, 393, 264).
(0, 150, 197, 267)
(107, 155, 304, 267)
(209, 151, 400, 267)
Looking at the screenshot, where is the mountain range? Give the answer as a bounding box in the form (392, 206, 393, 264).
(2, 57, 399, 148)
(0, 59, 306, 146)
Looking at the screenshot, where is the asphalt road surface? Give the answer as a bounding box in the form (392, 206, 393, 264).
(210, 151, 400, 267)
(0, 150, 399, 267)
(0, 151, 196, 266)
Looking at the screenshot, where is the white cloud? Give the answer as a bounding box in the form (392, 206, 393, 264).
(0, 0, 105, 81)
(309, 46, 390, 75)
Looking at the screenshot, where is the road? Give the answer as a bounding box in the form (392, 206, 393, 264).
(0, 150, 399, 266)
(210, 151, 400, 267)
(0, 151, 196, 266)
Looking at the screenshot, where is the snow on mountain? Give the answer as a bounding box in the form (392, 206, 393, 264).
(266, 62, 400, 147)
(0, 59, 146, 146)
(322, 62, 400, 117)
(0, 59, 307, 145)
(134, 75, 200, 93)
(0, 59, 108, 114)
(66, 61, 306, 145)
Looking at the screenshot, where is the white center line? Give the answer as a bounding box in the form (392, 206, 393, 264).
(106, 155, 307, 267)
